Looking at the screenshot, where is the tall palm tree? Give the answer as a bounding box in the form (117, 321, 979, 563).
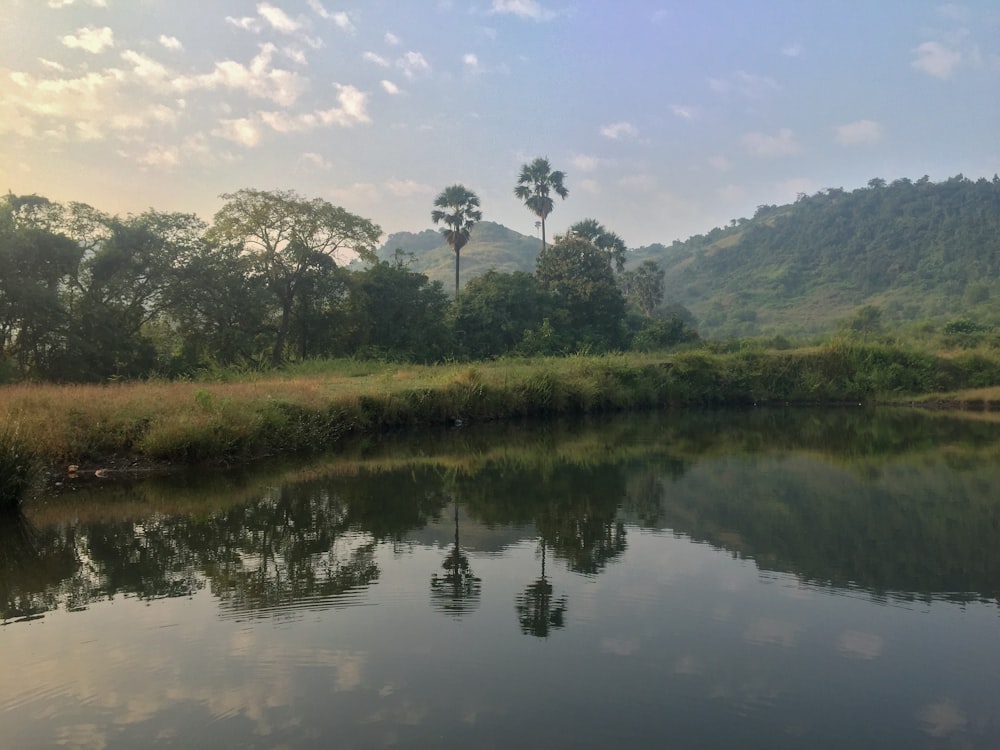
(514, 157, 568, 252)
(431, 184, 482, 299)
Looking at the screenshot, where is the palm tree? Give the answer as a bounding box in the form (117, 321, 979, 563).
(431, 184, 482, 298)
(514, 157, 568, 251)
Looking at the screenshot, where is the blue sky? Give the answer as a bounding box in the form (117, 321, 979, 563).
(1, 0, 998, 247)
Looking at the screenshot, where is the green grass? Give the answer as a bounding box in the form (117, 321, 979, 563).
(3, 345, 1000, 475)
(0, 420, 40, 509)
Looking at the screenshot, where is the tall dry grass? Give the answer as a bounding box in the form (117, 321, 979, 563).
(3, 346, 999, 473)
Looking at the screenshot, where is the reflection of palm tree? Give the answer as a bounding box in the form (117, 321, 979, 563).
(430, 500, 481, 617)
(515, 540, 567, 638)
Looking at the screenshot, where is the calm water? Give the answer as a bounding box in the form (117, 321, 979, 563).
(3, 408, 1000, 748)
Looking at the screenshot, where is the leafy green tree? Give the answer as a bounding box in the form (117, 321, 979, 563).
(209, 189, 382, 366)
(619, 259, 665, 318)
(430, 184, 482, 298)
(341, 255, 452, 361)
(567, 218, 627, 272)
(452, 270, 549, 358)
(535, 234, 626, 351)
(0, 195, 81, 378)
(54, 211, 203, 380)
(514, 157, 568, 251)
(166, 239, 271, 370)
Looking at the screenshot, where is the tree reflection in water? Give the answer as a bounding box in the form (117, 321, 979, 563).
(430, 499, 482, 617)
(516, 541, 567, 638)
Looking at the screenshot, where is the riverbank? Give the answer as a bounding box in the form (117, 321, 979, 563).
(3, 343, 1000, 498)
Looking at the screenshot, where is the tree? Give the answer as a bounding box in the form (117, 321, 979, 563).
(453, 270, 549, 358)
(514, 157, 568, 251)
(535, 234, 626, 351)
(619, 259, 665, 317)
(341, 256, 452, 361)
(567, 218, 627, 272)
(208, 189, 382, 366)
(430, 185, 482, 298)
(0, 195, 81, 378)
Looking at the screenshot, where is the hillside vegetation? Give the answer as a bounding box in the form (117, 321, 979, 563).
(633, 175, 1000, 338)
(377, 221, 541, 282)
(384, 175, 1000, 339)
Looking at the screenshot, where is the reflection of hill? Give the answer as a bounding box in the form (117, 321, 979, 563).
(7, 408, 1000, 622)
(646, 453, 1000, 602)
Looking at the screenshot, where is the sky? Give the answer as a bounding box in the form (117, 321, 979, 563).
(1, 0, 998, 248)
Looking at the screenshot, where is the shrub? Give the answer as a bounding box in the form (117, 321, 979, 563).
(0, 421, 39, 510)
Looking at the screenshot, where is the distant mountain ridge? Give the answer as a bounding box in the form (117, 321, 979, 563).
(378, 175, 1000, 337)
(377, 221, 540, 284)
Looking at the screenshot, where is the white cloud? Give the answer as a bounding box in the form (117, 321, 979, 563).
(385, 32, 400, 45)
(258, 2, 302, 34)
(742, 128, 801, 157)
(670, 104, 699, 120)
(618, 173, 657, 190)
(579, 178, 600, 194)
(912, 41, 963, 78)
(490, 0, 554, 21)
(283, 47, 308, 65)
(710, 70, 779, 98)
(936, 3, 971, 23)
(333, 12, 356, 33)
(385, 178, 433, 197)
(213, 117, 262, 147)
(188, 44, 307, 106)
(781, 42, 803, 57)
(121, 50, 170, 84)
(329, 182, 380, 205)
(226, 16, 263, 33)
(364, 51, 390, 67)
(600, 121, 638, 139)
(708, 154, 731, 171)
(61, 26, 114, 54)
(39, 58, 67, 72)
(300, 152, 332, 169)
(570, 154, 603, 171)
(159, 35, 183, 51)
(48, 0, 107, 6)
(322, 83, 370, 126)
(137, 144, 180, 168)
(463, 53, 480, 72)
(834, 119, 883, 146)
(734, 70, 779, 97)
(259, 83, 370, 132)
(397, 51, 431, 79)
(381, 80, 401, 95)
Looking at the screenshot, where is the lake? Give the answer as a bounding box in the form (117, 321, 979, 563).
(3, 408, 1000, 748)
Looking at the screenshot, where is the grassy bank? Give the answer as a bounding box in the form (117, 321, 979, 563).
(2, 342, 999, 490)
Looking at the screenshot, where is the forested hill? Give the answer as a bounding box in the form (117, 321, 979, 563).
(376, 220, 540, 284)
(630, 175, 1000, 338)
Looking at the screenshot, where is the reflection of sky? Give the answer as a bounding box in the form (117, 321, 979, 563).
(3, 527, 1000, 747)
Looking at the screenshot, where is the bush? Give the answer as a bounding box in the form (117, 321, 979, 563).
(0, 421, 39, 510)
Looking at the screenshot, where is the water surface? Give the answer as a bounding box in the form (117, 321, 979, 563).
(3, 408, 1000, 748)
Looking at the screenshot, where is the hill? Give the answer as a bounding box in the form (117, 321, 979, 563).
(377, 175, 1000, 338)
(377, 221, 540, 286)
(629, 175, 1000, 337)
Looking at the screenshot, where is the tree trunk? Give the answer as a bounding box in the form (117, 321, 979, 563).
(272, 298, 292, 366)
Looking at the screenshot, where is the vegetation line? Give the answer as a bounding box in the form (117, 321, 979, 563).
(3, 342, 1000, 506)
